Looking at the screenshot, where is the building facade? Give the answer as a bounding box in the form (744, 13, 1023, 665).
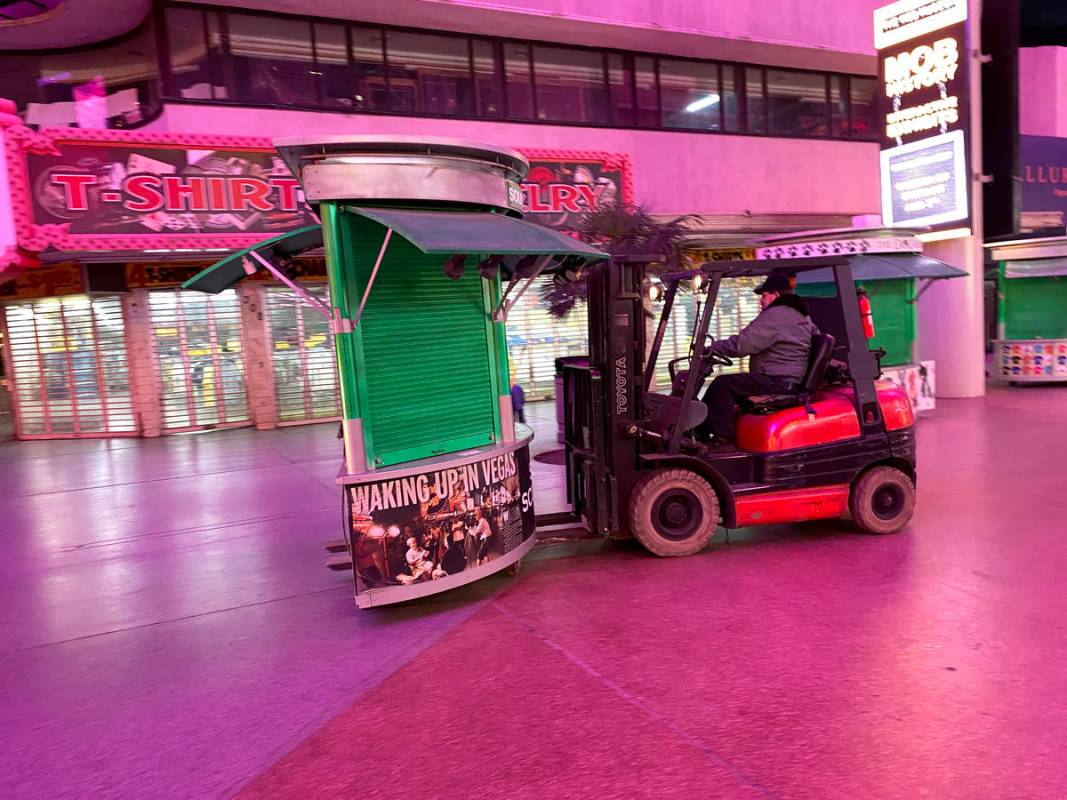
(0, 0, 989, 439)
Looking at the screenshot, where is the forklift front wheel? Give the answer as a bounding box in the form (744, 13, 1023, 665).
(850, 466, 916, 534)
(629, 469, 720, 557)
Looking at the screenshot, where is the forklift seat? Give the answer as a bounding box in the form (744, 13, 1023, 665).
(739, 333, 836, 415)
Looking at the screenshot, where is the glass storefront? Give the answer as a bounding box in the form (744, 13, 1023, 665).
(1, 296, 137, 437)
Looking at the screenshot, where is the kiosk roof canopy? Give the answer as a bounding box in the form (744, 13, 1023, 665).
(794, 254, 968, 284)
(182, 209, 607, 294)
(347, 206, 608, 259)
(182, 225, 324, 293)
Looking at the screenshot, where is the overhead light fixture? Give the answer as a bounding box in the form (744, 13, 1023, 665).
(685, 93, 720, 113)
(693, 273, 708, 291)
(647, 281, 664, 302)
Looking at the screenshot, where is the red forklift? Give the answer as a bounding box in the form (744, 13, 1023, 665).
(555, 255, 917, 556)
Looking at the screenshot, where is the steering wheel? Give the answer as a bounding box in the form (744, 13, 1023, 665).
(701, 345, 733, 368)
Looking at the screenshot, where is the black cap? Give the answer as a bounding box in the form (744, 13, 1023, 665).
(753, 273, 794, 295)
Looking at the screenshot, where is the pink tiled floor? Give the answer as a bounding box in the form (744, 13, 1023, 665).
(4, 388, 1067, 798)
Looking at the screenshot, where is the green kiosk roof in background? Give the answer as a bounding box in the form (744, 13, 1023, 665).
(183, 208, 608, 294)
(182, 225, 324, 293)
(796, 254, 968, 284)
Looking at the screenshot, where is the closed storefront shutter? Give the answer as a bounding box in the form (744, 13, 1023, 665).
(350, 219, 497, 467)
(148, 290, 250, 432)
(503, 276, 761, 399)
(654, 277, 762, 383)
(505, 276, 588, 400)
(264, 285, 341, 422)
(2, 295, 137, 437)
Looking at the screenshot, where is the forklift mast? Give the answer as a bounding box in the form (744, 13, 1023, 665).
(562, 256, 652, 537)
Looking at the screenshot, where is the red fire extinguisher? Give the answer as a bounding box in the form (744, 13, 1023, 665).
(858, 289, 876, 339)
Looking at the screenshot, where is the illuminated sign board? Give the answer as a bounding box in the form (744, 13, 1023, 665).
(876, 0, 970, 230)
(881, 130, 968, 226)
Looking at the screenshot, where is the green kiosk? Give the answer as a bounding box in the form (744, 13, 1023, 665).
(755, 227, 966, 411)
(183, 137, 607, 607)
(986, 234, 1067, 382)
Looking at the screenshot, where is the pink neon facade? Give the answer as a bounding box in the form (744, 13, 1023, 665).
(148, 105, 882, 219)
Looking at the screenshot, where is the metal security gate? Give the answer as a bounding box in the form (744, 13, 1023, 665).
(652, 277, 762, 385)
(1, 296, 137, 438)
(264, 286, 340, 422)
(148, 290, 250, 432)
(505, 276, 589, 399)
(503, 276, 762, 399)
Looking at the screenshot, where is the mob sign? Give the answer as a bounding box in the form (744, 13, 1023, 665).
(0, 126, 633, 263)
(874, 0, 971, 230)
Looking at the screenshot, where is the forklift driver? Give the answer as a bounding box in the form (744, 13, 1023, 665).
(696, 273, 818, 445)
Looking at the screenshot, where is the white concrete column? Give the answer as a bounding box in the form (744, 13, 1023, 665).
(236, 284, 278, 430)
(917, 236, 987, 397)
(916, 0, 987, 399)
(122, 290, 163, 437)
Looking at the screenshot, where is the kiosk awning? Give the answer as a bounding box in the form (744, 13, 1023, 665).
(796, 254, 968, 284)
(183, 209, 607, 294)
(183, 225, 324, 293)
(346, 206, 608, 261)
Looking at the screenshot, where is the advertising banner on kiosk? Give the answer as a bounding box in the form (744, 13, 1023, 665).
(346, 444, 536, 607)
(875, 0, 972, 231)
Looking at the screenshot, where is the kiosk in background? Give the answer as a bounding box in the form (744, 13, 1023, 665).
(986, 234, 1067, 383)
(754, 227, 967, 412)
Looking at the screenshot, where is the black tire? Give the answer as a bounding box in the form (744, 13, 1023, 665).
(629, 469, 720, 557)
(850, 466, 916, 534)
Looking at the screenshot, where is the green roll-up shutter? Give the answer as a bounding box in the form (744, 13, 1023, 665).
(345, 213, 498, 468)
(863, 279, 914, 366)
(797, 278, 914, 366)
(1002, 275, 1067, 339)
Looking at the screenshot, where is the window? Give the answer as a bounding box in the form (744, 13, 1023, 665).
(532, 46, 609, 124)
(503, 42, 533, 119)
(767, 69, 828, 136)
(166, 7, 213, 100)
(227, 13, 316, 107)
(0, 20, 161, 130)
(607, 54, 635, 127)
(722, 64, 741, 132)
(50, 4, 883, 141)
(830, 75, 849, 137)
(634, 56, 658, 127)
(314, 23, 351, 110)
(350, 27, 387, 111)
(386, 31, 474, 116)
(659, 59, 721, 131)
(850, 77, 877, 138)
(746, 67, 766, 133)
(473, 40, 501, 117)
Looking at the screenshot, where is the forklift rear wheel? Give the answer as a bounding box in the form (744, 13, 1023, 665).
(850, 466, 916, 534)
(629, 469, 719, 557)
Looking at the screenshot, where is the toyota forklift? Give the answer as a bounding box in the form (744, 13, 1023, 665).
(558, 255, 917, 556)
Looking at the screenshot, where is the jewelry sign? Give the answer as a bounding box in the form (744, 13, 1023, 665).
(875, 0, 971, 230)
